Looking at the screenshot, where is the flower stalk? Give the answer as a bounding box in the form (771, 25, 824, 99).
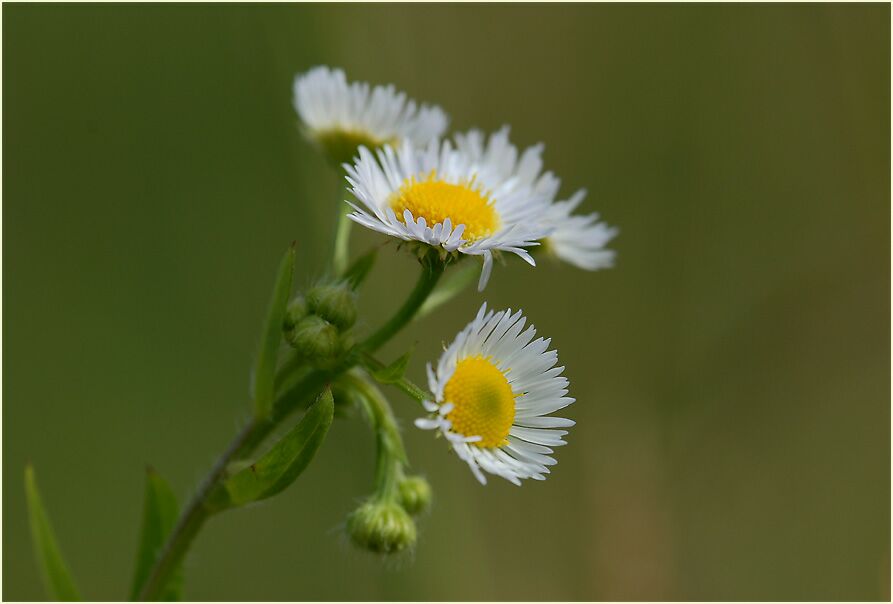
(360, 254, 445, 353)
(340, 371, 420, 554)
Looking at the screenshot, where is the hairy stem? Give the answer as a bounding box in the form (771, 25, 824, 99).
(342, 372, 407, 498)
(137, 368, 328, 601)
(137, 421, 254, 601)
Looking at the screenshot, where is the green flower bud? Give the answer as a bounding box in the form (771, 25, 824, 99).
(306, 283, 357, 329)
(346, 498, 417, 555)
(287, 315, 339, 361)
(398, 475, 432, 516)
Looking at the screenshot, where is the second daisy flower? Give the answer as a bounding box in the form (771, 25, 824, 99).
(415, 303, 575, 485)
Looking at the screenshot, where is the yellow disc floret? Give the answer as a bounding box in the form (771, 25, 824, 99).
(390, 171, 500, 241)
(443, 356, 515, 448)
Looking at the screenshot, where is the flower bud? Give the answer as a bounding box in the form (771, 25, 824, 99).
(398, 475, 432, 516)
(346, 498, 417, 555)
(306, 283, 357, 330)
(287, 315, 339, 361)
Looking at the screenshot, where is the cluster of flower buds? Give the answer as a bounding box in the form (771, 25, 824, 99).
(346, 472, 432, 555)
(283, 281, 356, 367)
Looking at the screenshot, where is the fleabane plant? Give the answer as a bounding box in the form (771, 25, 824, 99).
(24, 66, 617, 601)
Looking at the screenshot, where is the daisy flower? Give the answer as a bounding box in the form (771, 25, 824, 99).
(293, 66, 448, 164)
(415, 303, 575, 485)
(455, 126, 618, 271)
(344, 134, 555, 290)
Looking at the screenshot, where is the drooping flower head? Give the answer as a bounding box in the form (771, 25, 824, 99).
(455, 126, 618, 271)
(344, 132, 557, 290)
(415, 303, 575, 485)
(293, 66, 448, 165)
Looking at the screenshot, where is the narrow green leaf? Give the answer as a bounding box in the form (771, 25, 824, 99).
(130, 468, 181, 601)
(369, 349, 412, 384)
(225, 389, 334, 506)
(24, 465, 81, 601)
(416, 261, 478, 319)
(254, 244, 296, 419)
(341, 247, 377, 289)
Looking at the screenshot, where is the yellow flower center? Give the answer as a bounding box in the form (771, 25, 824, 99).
(390, 171, 500, 241)
(443, 356, 515, 448)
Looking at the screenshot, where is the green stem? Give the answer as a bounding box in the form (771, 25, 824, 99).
(341, 372, 406, 498)
(360, 259, 444, 353)
(137, 420, 255, 601)
(137, 367, 328, 601)
(332, 207, 352, 276)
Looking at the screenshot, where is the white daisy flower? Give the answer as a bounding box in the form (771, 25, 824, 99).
(293, 66, 448, 164)
(344, 135, 554, 290)
(415, 303, 575, 485)
(455, 126, 618, 271)
(541, 189, 618, 270)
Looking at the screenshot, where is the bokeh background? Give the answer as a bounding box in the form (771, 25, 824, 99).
(4, 3, 890, 601)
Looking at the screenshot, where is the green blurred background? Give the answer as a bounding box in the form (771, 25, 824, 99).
(4, 3, 890, 601)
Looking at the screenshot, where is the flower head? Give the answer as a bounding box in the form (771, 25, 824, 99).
(415, 303, 575, 485)
(345, 133, 556, 290)
(293, 66, 448, 164)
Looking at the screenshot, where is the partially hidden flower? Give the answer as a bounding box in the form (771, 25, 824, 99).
(293, 66, 448, 165)
(344, 133, 556, 290)
(540, 189, 618, 270)
(415, 303, 574, 485)
(454, 126, 618, 271)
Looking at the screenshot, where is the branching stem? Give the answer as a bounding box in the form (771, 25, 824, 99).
(137, 367, 328, 601)
(138, 255, 444, 600)
(359, 353, 432, 407)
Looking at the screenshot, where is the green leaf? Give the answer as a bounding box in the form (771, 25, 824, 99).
(341, 247, 377, 289)
(130, 468, 181, 601)
(24, 465, 81, 601)
(369, 349, 412, 384)
(224, 389, 334, 506)
(253, 244, 296, 419)
(416, 261, 478, 319)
